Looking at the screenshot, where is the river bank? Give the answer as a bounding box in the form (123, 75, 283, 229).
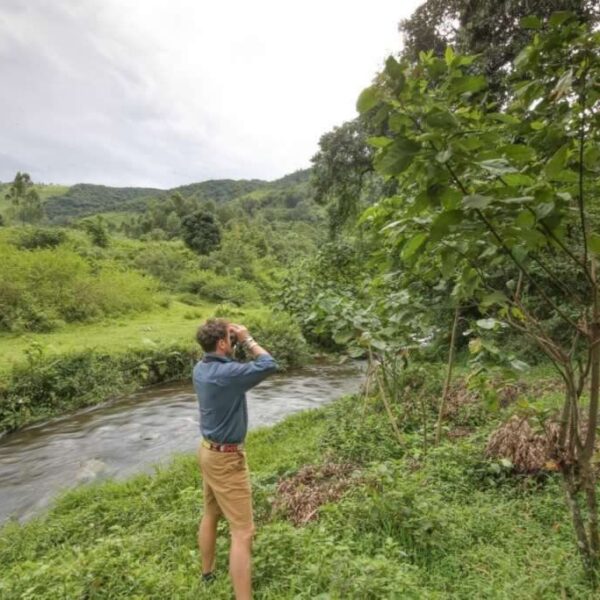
(0, 363, 363, 524)
(0, 377, 595, 599)
(0, 302, 308, 434)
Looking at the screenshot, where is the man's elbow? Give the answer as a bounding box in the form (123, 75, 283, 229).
(257, 354, 278, 373)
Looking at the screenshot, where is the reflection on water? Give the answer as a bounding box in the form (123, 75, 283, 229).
(0, 362, 363, 524)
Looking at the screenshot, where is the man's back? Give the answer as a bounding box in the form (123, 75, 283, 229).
(193, 352, 278, 444)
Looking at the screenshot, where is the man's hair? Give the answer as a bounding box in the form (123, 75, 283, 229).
(196, 318, 229, 352)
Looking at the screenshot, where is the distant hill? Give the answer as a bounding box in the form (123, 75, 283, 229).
(42, 170, 312, 222)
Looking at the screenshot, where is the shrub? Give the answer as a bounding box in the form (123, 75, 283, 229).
(180, 270, 260, 306)
(0, 243, 159, 331)
(242, 312, 309, 370)
(0, 342, 200, 433)
(14, 227, 67, 249)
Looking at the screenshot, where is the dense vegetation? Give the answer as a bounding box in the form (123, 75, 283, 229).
(1, 3, 600, 596)
(1, 367, 593, 598)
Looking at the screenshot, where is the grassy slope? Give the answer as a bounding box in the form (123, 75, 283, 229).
(0, 389, 596, 599)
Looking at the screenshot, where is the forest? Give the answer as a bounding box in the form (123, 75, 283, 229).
(1, 1, 600, 598)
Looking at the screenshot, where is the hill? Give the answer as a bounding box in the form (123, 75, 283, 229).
(41, 171, 312, 222)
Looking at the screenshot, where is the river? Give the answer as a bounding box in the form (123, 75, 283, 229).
(0, 361, 363, 524)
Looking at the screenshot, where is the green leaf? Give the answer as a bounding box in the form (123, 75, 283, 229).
(499, 196, 534, 205)
(356, 86, 379, 113)
(444, 46, 455, 66)
(367, 136, 392, 148)
(333, 331, 354, 344)
(489, 113, 520, 125)
(401, 233, 427, 260)
(583, 145, 600, 172)
(589, 234, 600, 255)
(510, 359, 529, 371)
(384, 55, 403, 80)
(549, 11, 572, 27)
(451, 75, 486, 94)
(425, 109, 458, 129)
(478, 159, 517, 175)
(520, 15, 541, 29)
(535, 202, 555, 220)
(501, 173, 535, 186)
(544, 144, 569, 179)
(480, 291, 508, 307)
(374, 137, 421, 175)
(500, 144, 536, 164)
(463, 194, 493, 209)
(430, 210, 462, 241)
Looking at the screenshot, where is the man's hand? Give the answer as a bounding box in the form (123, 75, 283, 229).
(229, 323, 270, 358)
(229, 324, 250, 343)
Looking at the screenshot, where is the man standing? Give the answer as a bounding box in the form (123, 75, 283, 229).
(193, 318, 277, 600)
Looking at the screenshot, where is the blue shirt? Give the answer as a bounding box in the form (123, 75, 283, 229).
(192, 352, 278, 444)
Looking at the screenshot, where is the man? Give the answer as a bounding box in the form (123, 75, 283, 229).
(193, 318, 277, 600)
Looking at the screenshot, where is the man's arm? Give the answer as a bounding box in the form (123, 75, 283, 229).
(221, 324, 278, 390)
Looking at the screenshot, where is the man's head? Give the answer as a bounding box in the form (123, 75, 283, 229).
(196, 318, 234, 356)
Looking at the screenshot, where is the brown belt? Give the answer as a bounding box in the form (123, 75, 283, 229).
(202, 439, 244, 453)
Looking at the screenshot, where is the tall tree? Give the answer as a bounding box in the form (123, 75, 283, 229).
(359, 14, 600, 577)
(181, 210, 221, 255)
(5, 172, 44, 224)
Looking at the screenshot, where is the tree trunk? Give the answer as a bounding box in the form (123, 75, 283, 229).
(435, 306, 460, 445)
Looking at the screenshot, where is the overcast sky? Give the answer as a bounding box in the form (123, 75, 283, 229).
(0, 1, 423, 188)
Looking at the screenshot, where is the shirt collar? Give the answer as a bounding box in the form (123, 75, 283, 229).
(203, 352, 233, 363)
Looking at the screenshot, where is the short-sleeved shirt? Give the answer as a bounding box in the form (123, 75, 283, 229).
(192, 352, 278, 444)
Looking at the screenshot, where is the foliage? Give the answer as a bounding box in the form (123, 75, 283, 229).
(181, 270, 261, 306)
(0, 241, 159, 332)
(180, 210, 221, 255)
(399, 0, 599, 99)
(14, 227, 67, 249)
(5, 172, 45, 224)
(0, 341, 199, 433)
(79, 216, 110, 247)
(239, 311, 310, 370)
(358, 14, 600, 577)
(1, 378, 596, 598)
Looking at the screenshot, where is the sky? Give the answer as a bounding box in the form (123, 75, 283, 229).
(0, 1, 423, 188)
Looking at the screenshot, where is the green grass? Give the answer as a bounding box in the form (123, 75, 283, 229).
(0, 388, 597, 599)
(0, 301, 268, 371)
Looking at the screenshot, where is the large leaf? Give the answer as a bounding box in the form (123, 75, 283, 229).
(463, 194, 493, 209)
(502, 173, 535, 186)
(451, 75, 486, 94)
(374, 138, 421, 175)
(544, 144, 569, 179)
(500, 144, 536, 164)
(520, 15, 541, 29)
(478, 159, 518, 175)
(401, 233, 428, 260)
(356, 86, 379, 113)
(430, 210, 462, 241)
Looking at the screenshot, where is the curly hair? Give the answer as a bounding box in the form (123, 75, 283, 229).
(196, 318, 229, 352)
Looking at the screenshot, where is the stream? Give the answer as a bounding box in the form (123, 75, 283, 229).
(0, 362, 363, 524)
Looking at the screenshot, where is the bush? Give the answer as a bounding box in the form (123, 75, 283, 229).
(180, 270, 260, 306)
(241, 312, 310, 370)
(0, 243, 159, 331)
(14, 227, 67, 249)
(0, 342, 200, 433)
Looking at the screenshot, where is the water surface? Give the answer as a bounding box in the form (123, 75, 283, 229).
(0, 362, 363, 524)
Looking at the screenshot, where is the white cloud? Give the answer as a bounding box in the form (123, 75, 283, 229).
(0, 0, 423, 187)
